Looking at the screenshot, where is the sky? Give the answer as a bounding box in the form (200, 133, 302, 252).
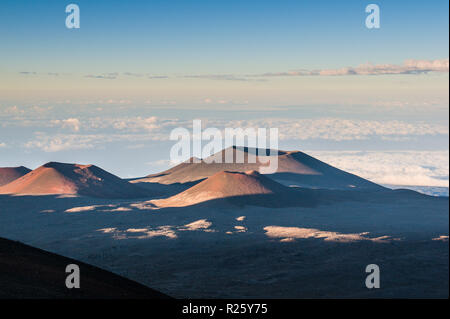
(0, 0, 448, 189)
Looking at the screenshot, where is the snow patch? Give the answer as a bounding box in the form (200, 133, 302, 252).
(234, 226, 247, 233)
(432, 235, 449, 242)
(264, 226, 392, 243)
(137, 226, 177, 239)
(182, 219, 212, 231)
(40, 209, 55, 213)
(65, 205, 99, 213)
(97, 228, 117, 233)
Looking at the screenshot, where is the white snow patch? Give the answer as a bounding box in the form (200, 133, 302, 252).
(264, 226, 392, 243)
(126, 228, 150, 233)
(40, 209, 55, 213)
(130, 201, 156, 210)
(136, 226, 177, 239)
(98, 226, 177, 239)
(105, 207, 132, 212)
(97, 228, 117, 233)
(65, 205, 99, 213)
(182, 219, 212, 231)
(65, 204, 121, 213)
(432, 235, 449, 242)
(234, 226, 247, 233)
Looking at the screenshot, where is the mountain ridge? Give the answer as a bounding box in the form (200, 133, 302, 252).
(133, 146, 383, 190)
(0, 166, 32, 186)
(0, 162, 153, 199)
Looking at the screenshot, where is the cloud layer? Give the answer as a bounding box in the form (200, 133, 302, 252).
(257, 58, 449, 77)
(309, 150, 449, 187)
(17, 116, 449, 152)
(18, 58, 449, 81)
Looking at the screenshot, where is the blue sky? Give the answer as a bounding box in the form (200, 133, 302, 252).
(1, 0, 448, 74)
(0, 0, 448, 187)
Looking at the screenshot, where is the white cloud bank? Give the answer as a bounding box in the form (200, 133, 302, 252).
(221, 118, 448, 141)
(23, 117, 448, 151)
(309, 150, 449, 187)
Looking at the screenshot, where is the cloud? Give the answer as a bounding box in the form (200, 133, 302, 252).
(85, 73, 118, 80)
(147, 75, 169, 79)
(25, 135, 95, 152)
(1, 105, 24, 115)
(0, 142, 6, 148)
(19, 71, 37, 75)
(16, 58, 447, 84)
(14, 113, 449, 188)
(52, 118, 81, 132)
(19, 72, 60, 76)
(21, 116, 448, 153)
(182, 74, 266, 82)
(123, 72, 145, 77)
(146, 159, 179, 168)
(117, 58, 450, 81)
(256, 58, 449, 77)
(123, 72, 169, 79)
(308, 150, 449, 187)
(24, 131, 170, 152)
(104, 99, 133, 105)
(87, 116, 180, 132)
(206, 118, 449, 141)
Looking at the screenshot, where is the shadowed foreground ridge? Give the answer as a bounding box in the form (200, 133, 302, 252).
(0, 237, 170, 299)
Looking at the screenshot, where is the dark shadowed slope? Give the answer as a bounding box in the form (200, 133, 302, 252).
(0, 237, 170, 299)
(133, 146, 383, 190)
(152, 170, 317, 208)
(0, 162, 153, 199)
(0, 166, 31, 186)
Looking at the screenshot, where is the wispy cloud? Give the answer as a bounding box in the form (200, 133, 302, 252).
(182, 74, 266, 82)
(147, 75, 169, 79)
(19, 71, 37, 75)
(17, 58, 448, 82)
(19, 72, 60, 76)
(256, 58, 449, 77)
(84, 73, 119, 80)
(123, 72, 169, 79)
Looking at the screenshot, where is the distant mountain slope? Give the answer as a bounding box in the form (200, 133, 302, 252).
(0, 237, 170, 299)
(0, 162, 152, 199)
(152, 170, 317, 208)
(0, 166, 31, 186)
(384, 184, 449, 197)
(134, 146, 383, 190)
